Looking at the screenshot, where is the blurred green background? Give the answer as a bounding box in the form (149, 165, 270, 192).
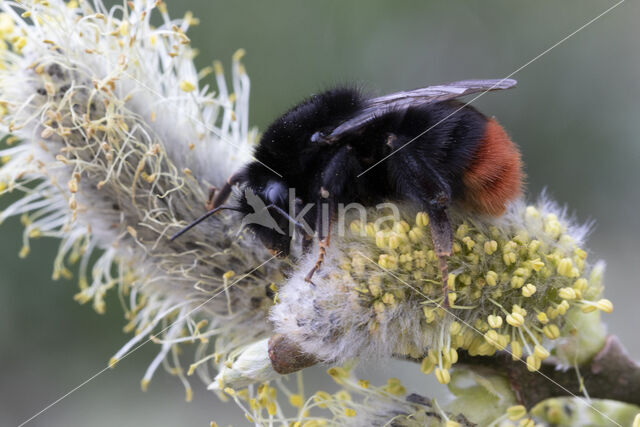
(2, 0, 639, 425)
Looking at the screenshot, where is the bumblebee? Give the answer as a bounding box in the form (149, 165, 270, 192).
(173, 79, 523, 300)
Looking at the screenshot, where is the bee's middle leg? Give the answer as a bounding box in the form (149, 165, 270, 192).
(304, 199, 333, 285)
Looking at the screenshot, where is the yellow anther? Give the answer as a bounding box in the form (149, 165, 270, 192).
(19, 246, 30, 258)
(503, 252, 517, 266)
(572, 278, 588, 292)
(393, 220, 410, 233)
(381, 293, 395, 305)
(543, 324, 560, 340)
(450, 321, 462, 335)
(232, 48, 246, 62)
(327, 367, 349, 382)
(544, 213, 563, 238)
(519, 418, 535, 427)
(537, 312, 549, 324)
(574, 247, 587, 260)
(13, 36, 27, 52)
(526, 355, 541, 372)
(416, 211, 429, 227)
(534, 344, 550, 360)
(484, 330, 499, 346)
(488, 314, 503, 329)
(513, 230, 529, 245)
(447, 292, 457, 306)
(484, 240, 498, 255)
(289, 394, 303, 408)
(119, 20, 129, 36)
(445, 421, 461, 427)
(557, 258, 574, 277)
(506, 312, 524, 327)
(408, 227, 424, 243)
(388, 234, 401, 249)
(462, 236, 475, 250)
(512, 304, 527, 316)
(179, 80, 196, 92)
(313, 391, 331, 408)
(421, 356, 435, 374)
(267, 402, 277, 415)
(497, 334, 510, 350)
(511, 277, 524, 289)
(357, 379, 369, 388)
(596, 298, 613, 313)
(511, 340, 523, 360)
(528, 239, 541, 254)
(344, 408, 356, 417)
(525, 206, 539, 219)
(557, 300, 570, 315)
(486, 271, 498, 286)
(384, 377, 406, 396)
(447, 273, 456, 291)
(522, 283, 536, 297)
(373, 301, 385, 314)
(528, 258, 544, 272)
(558, 287, 576, 300)
(448, 348, 458, 364)
(435, 367, 450, 384)
(507, 405, 527, 421)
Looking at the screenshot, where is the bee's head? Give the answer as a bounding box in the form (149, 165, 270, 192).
(237, 180, 292, 257)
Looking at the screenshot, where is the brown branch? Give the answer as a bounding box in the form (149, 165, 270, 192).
(269, 334, 640, 411)
(455, 335, 640, 409)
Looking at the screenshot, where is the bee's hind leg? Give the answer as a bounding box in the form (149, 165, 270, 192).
(425, 204, 453, 308)
(390, 149, 454, 307)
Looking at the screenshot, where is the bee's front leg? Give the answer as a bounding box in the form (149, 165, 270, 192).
(205, 186, 218, 211)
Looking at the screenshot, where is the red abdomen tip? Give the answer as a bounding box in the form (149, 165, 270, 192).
(462, 118, 523, 216)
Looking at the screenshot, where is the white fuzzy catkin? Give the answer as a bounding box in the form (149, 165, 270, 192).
(0, 0, 283, 396)
(272, 198, 610, 375)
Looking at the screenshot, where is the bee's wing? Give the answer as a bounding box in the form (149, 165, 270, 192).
(321, 79, 516, 142)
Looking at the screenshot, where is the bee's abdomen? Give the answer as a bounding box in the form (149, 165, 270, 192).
(462, 118, 523, 216)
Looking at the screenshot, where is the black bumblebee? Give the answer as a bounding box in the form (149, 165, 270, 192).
(172, 79, 523, 298)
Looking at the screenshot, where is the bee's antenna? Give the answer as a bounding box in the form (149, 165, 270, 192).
(169, 206, 242, 241)
(264, 204, 307, 232)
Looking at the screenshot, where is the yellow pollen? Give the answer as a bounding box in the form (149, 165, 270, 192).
(179, 80, 196, 92)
